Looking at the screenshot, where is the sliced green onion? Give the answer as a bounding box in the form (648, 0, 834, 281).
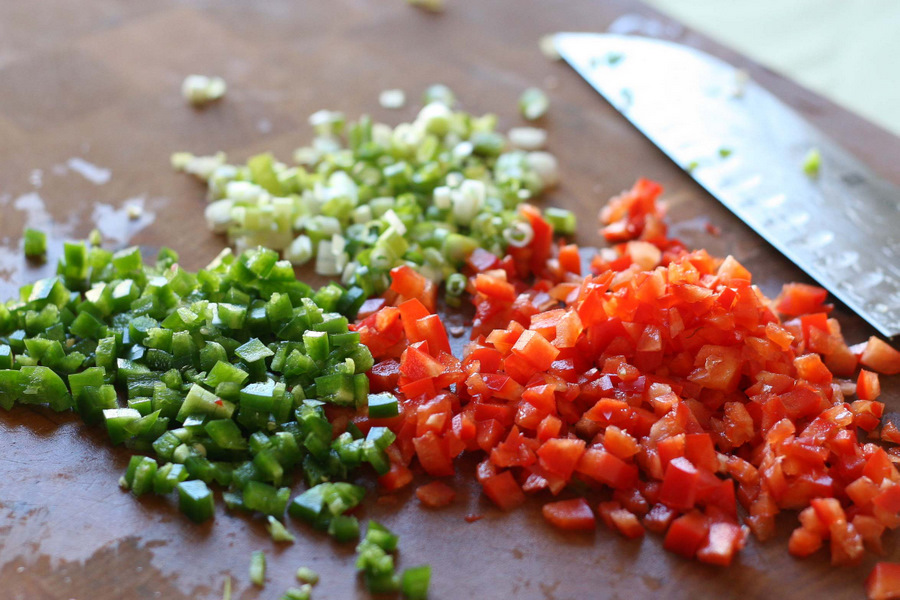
(309, 110, 345, 136)
(503, 221, 534, 248)
(267, 516, 296, 543)
(182, 75, 227, 107)
(280, 585, 312, 600)
(525, 151, 559, 188)
(379, 89, 406, 109)
(422, 84, 455, 107)
(249, 550, 266, 587)
(171, 151, 227, 180)
(519, 87, 549, 121)
(174, 91, 562, 291)
(508, 127, 547, 151)
(205, 199, 234, 233)
(295, 567, 319, 585)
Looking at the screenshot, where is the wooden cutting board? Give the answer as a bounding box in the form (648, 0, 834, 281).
(1, 1, 898, 599)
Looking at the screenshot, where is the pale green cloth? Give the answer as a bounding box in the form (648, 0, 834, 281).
(645, 0, 900, 135)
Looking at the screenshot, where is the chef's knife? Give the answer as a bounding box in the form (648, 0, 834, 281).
(554, 33, 900, 338)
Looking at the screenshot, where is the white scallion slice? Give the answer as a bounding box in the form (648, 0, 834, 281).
(379, 89, 406, 109)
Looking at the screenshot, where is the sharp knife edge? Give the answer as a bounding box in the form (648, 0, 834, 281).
(555, 33, 900, 338)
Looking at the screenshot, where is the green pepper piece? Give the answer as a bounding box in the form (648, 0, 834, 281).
(177, 479, 215, 523)
(401, 565, 432, 600)
(366, 392, 399, 419)
(23, 228, 47, 259)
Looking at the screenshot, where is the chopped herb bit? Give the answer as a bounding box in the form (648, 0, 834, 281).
(718, 147, 733, 158)
(803, 147, 822, 177)
(606, 51, 624, 65)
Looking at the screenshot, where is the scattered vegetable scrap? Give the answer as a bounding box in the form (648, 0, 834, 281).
(379, 89, 407, 110)
(519, 87, 550, 121)
(406, 0, 444, 13)
(182, 74, 227, 107)
(23, 227, 47, 260)
(803, 147, 822, 177)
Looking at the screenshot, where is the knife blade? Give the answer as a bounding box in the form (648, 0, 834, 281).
(554, 32, 900, 338)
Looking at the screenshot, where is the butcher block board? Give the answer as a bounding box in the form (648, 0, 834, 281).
(1, 1, 898, 599)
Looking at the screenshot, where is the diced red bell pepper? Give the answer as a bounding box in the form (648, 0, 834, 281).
(482, 470, 526, 511)
(866, 562, 900, 600)
(830, 520, 864, 566)
(788, 526, 823, 558)
(416, 481, 456, 508)
(659, 457, 699, 511)
(542, 498, 596, 531)
(413, 431, 455, 477)
(476, 419, 506, 453)
(537, 414, 562, 442)
(663, 510, 710, 558)
(697, 521, 745, 566)
(860, 337, 900, 375)
(604, 426, 640, 460)
(401, 342, 444, 381)
(574, 448, 638, 490)
(398, 299, 432, 343)
(857, 369, 882, 401)
(416, 314, 452, 356)
(537, 438, 586, 481)
(512, 329, 560, 371)
(775, 283, 829, 317)
(378, 461, 414, 492)
(474, 273, 516, 302)
(643, 503, 676, 534)
(598, 501, 645, 539)
(368, 359, 401, 392)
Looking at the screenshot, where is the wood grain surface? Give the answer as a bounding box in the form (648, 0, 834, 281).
(1, 1, 898, 599)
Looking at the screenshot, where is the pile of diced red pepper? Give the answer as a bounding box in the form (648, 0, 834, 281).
(348, 179, 900, 595)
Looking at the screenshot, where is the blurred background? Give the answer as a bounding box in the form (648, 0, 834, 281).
(646, 0, 900, 135)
